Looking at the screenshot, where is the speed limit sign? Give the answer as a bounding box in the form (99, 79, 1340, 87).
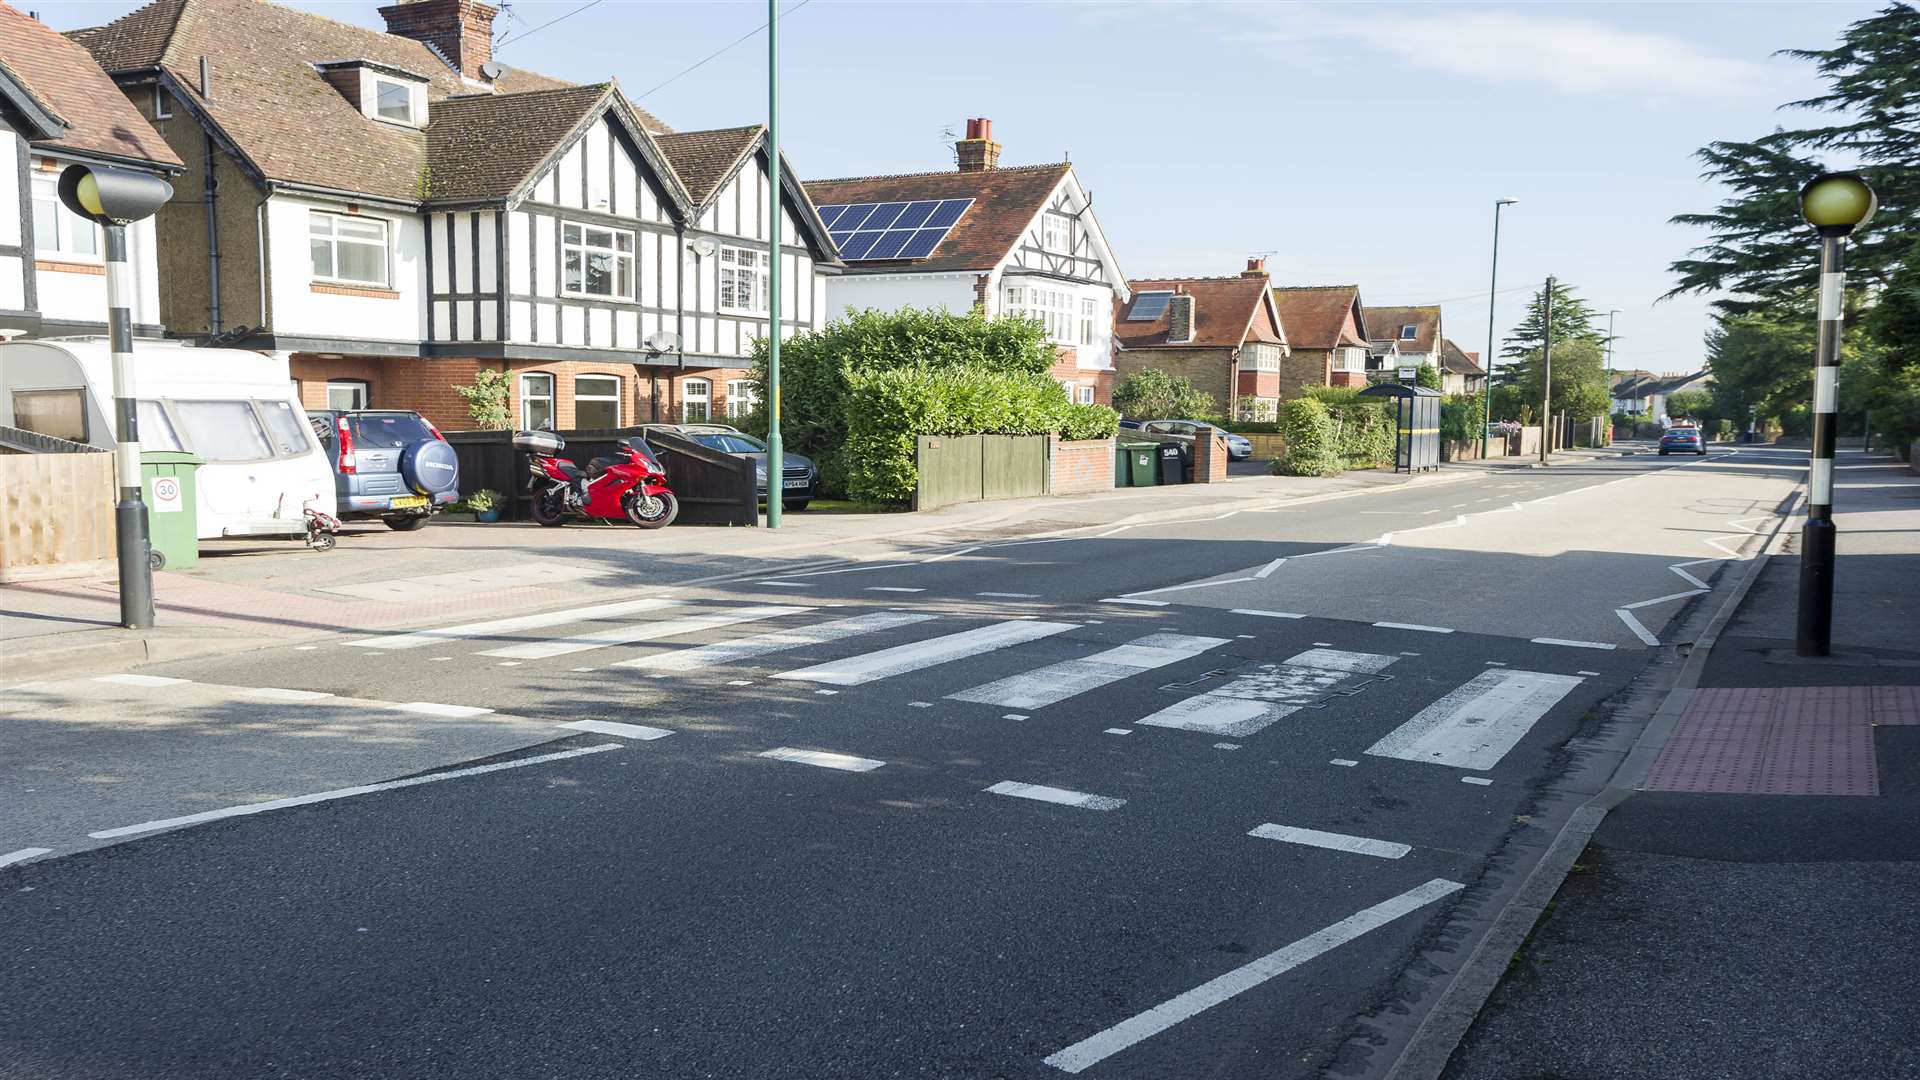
(151, 475, 182, 513)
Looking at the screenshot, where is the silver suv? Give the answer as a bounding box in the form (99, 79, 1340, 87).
(310, 410, 461, 530)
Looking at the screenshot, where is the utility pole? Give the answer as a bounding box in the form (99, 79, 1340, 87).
(764, 0, 783, 529)
(1480, 198, 1517, 458)
(1539, 276, 1554, 465)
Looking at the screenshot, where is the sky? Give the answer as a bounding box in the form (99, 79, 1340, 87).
(50, 0, 1882, 376)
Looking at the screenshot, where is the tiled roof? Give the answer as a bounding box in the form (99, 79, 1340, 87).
(1366, 305, 1440, 354)
(1113, 275, 1276, 350)
(1440, 338, 1484, 376)
(656, 124, 763, 207)
(70, 0, 665, 203)
(803, 162, 1070, 273)
(0, 2, 180, 167)
(1270, 285, 1368, 350)
(425, 84, 610, 202)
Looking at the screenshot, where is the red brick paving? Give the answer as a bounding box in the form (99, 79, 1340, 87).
(1643, 686, 1915, 796)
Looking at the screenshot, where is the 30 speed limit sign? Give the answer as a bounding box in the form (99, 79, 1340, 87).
(151, 476, 183, 513)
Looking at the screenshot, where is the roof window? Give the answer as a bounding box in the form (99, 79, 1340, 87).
(1400, 324, 1418, 340)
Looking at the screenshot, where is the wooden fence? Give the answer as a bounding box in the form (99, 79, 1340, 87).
(441, 426, 755, 526)
(914, 435, 1049, 511)
(1, 448, 116, 582)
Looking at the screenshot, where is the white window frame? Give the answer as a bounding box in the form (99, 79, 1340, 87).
(1003, 282, 1077, 346)
(30, 171, 101, 260)
(1042, 212, 1072, 253)
(1333, 347, 1368, 373)
(562, 221, 636, 301)
(718, 245, 770, 315)
(1079, 297, 1096, 346)
(1399, 324, 1418, 340)
(153, 84, 172, 119)
(574, 374, 621, 429)
(1242, 343, 1283, 372)
(520, 372, 556, 430)
(309, 211, 390, 288)
(726, 379, 759, 418)
(373, 77, 414, 125)
(681, 378, 712, 423)
(326, 380, 370, 410)
(1077, 385, 1095, 405)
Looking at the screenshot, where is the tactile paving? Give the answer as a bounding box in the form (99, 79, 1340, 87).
(1643, 686, 1897, 796)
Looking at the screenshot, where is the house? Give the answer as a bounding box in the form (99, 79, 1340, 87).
(1439, 338, 1486, 397)
(1611, 369, 1711, 423)
(1268, 285, 1371, 391)
(71, 0, 840, 431)
(1111, 258, 1289, 421)
(0, 2, 181, 343)
(1365, 305, 1442, 379)
(803, 118, 1127, 405)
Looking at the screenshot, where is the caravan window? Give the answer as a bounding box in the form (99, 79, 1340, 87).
(137, 400, 184, 451)
(11, 389, 87, 442)
(173, 400, 272, 461)
(257, 400, 312, 456)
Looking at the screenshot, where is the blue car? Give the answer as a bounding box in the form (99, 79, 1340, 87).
(1659, 426, 1707, 456)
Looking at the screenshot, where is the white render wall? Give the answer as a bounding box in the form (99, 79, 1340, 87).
(266, 193, 427, 341)
(821, 273, 973, 322)
(25, 154, 163, 330)
(995, 271, 1116, 372)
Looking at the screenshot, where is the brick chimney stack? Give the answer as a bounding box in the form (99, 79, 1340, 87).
(1243, 256, 1266, 277)
(1168, 293, 1195, 344)
(955, 117, 1001, 173)
(379, 0, 499, 81)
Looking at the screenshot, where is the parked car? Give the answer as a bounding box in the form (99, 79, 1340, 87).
(641, 423, 818, 510)
(1140, 419, 1253, 460)
(1659, 426, 1707, 456)
(309, 409, 461, 529)
(1117, 419, 1143, 431)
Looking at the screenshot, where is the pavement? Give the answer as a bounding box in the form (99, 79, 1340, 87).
(1442, 447, 1920, 1080)
(0, 443, 1808, 1079)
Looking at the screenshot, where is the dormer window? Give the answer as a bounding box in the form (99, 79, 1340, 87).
(315, 59, 429, 128)
(374, 78, 413, 124)
(1399, 324, 1418, 340)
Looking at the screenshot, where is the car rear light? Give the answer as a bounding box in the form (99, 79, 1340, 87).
(336, 416, 357, 474)
(426, 421, 445, 441)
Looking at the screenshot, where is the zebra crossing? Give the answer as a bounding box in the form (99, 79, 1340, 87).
(342, 599, 1588, 773)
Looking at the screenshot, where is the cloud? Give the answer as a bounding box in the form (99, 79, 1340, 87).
(1236, 4, 1772, 101)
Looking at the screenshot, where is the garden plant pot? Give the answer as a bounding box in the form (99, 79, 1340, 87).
(476, 508, 501, 523)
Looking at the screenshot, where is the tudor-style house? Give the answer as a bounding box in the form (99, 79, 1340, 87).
(71, 0, 838, 430)
(1439, 338, 1486, 397)
(0, 2, 180, 344)
(1269, 285, 1372, 392)
(1365, 305, 1442, 380)
(1112, 259, 1289, 421)
(804, 118, 1127, 405)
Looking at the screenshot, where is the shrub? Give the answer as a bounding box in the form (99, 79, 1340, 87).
(1415, 362, 1442, 390)
(452, 369, 512, 430)
(1276, 398, 1339, 476)
(1060, 402, 1121, 441)
(1301, 384, 1367, 407)
(1332, 400, 1394, 468)
(1440, 393, 1486, 443)
(1112, 369, 1217, 420)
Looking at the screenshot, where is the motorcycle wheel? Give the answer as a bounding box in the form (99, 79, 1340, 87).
(531, 486, 569, 527)
(626, 490, 679, 529)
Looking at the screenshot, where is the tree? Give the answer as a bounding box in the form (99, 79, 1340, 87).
(452, 368, 511, 430)
(1414, 362, 1441, 390)
(1703, 308, 1817, 422)
(1666, 390, 1714, 422)
(1502, 339, 1611, 421)
(1666, 4, 1920, 313)
(1111, 369, 1217, 421)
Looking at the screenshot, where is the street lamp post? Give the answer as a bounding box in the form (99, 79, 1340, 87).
(1795, 171, 1876, 657)
(57, 165, 173, 629)
(764, 0, 784, 529)
(1480, 198, 1517, 458)
(1539, 276, 1554, 465)
(1603, 308, 1620, 441)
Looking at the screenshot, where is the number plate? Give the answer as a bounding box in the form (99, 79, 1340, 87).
(782, 477, 808, 490)
(390, 495, 428, 509)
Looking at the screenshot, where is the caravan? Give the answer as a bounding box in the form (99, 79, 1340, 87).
(0, 338, 336, 540)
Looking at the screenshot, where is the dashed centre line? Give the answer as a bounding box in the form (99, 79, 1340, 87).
(757, 747, 885, 772)
(1248, 823, 1411, 860)
(985, 781, 1125, 811)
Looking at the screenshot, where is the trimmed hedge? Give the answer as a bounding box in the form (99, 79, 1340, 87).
(1274, 397, 1394, 475)
(844, 368, 1119, 503)
(1276, 398, 1339, 476)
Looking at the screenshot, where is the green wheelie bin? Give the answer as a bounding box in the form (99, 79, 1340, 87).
(141, 450, 203, 570)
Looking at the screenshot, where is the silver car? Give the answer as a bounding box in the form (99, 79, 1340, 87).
(1140, 419, 1254, 460)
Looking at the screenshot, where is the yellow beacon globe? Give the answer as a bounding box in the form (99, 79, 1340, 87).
(74, 171, 107, 218)
(1801, 174, 1875, 230)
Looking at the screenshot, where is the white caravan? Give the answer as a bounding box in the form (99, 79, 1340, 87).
(0, 337, 335, 539)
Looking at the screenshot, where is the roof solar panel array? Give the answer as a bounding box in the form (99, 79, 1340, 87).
(818, 198, 974, 262)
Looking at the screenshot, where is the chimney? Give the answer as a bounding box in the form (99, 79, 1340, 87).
(1168, 292, 1195, 344)
(955, 117, 1001, 173)
(378, 0, 499, 81)
(1243, 256, 1266, 277)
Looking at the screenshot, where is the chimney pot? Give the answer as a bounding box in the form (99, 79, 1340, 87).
(955, 116, 1001, 173)
(378, 0, 500, 81)
(1244, 256, 1266, 276)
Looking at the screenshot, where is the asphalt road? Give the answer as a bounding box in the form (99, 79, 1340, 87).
(0, 447, 1805, 1080)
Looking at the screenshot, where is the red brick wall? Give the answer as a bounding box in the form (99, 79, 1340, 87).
(1049, 437, 1115, 495)
(1329, 370, 1368, 389)
(290, 353, 676, 431)
(1192, 427, 1228, 483)
(1236, 370, 1281, 397)
(1049, 349, 1115, 407)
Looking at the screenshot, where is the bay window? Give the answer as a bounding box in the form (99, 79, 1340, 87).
(562, 222, 635, 300)
(1334, 347, 1368, 373)
(1242, 343, 1284, 372)
(1002, 283, 1077, 346)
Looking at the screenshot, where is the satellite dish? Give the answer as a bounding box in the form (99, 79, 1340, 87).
(689, 237, 717, 258)
(479, 61, 504, 81)
(644, 331, 682, 353)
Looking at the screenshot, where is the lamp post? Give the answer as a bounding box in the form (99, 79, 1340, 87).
(1603, 308, 1620, 439)
(57, 165, 173, 629)
(764, 0, 784, 529)
(1795, 171, 1876, 657)
(1539, 275, 1554, 465)
(1480, 198, 1517, 458)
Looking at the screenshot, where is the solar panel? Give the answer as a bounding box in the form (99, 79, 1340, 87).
(861, 202, 910, 231)
(897, 227, 945, 260)
(1128, 291, 1174, 321)
(837, 231, 882, 260)
(892, 200, 940, 230)
(816, 204, 851, 229)
(923, 198, 971, 229)
(865, 229, 912, 260)
(824, 197, 975, 262)
(833, 204, 876, 231)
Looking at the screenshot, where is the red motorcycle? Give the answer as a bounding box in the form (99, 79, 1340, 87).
(517, 431, 679, 529)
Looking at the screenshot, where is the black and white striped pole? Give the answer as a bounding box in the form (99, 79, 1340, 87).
(58, 165, 173, 629)
(1795, 172, 1876, 657)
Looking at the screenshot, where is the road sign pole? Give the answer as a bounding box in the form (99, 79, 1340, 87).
(1797, 233, 1845, 656)
(765, 0, 783, 529)
(1539, 276, 1553, 465)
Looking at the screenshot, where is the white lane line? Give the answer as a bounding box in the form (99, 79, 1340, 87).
(772, 620, 1076, 686)
(1615, 608, 1662, 646)
(558, 720, 674, 740)
(392, 701, 495, 718)
(1577, 670, 1601, 676)
(0, 847, 53, 869)
(1254, 557, 1287, 578)
(815, 689, 839, 696)
(763, 561, 918, 580)
(1232, 609, 1305, 620)
(349, 598, 681, 650)
(1373, 622, 1455, 634)
(634, 611, 937, 673)
(1485, 661, 1508, 667)
(1105, 728, 1132, 735)
(1137, 696, 1294, 737)
(238, 687, 336, 701)
(90, 743, 624, 840)
(727, 679, 753, 686)
(908, 701, 934, 708)
(1366, 669, 1584, 770)
(978, 592, 1041, 598)
(1329, 759, 1359, 767)
(1002, 713, 1030, 721)
(1214, 742, 1241, 751)
(756, 581, 813, 588)
(757, 747, 885, 772)
(1101, 598, 1169, 607)
(922, 546, 981, 564)
(1124, 576, 1257, 598)
(1530, 637, 1618, 651)
(93, 674, 188, 687)
(1283, 648, 1399, 674)
(1043, 878, 1464, 1073)
(948, 632, 1230, 710)
(1621, 589, 1708, 611)
(1462, 777, 1494, 786)
(1249, 823, 1410, 860)
(865, 586, 927, 593)
(985, 781, 1125, 811)
(480, 605, 810, 660)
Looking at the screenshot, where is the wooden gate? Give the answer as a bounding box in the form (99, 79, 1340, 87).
(914, 435, 1048, 511)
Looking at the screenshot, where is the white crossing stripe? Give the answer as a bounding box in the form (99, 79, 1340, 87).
(348, 598, 682, 650)
(984, 781, 1125, 811)
(1373, 621, 1455, 634)
(93, 674, 188, 687)
(1043, 879, 1464, 1073)
(1531, 637, 1617, 650)
(1248, 823, 1410, 860)
(1136, 696, 1296, 737)
(239, 687, 336, 701)
(558, 720, 674, 740)
(772, 620, 1076, 686)
(0, 847, 53, 868)
(1366, 669, 1585, 770)
(1462, 777, 1494, 786)
(978, 591, 1040, 598)
(1138, 649, 1399, 738)
(479, 605, 810, 660)
(1282, 648, 1398, 674)
(631, 611, 937, 673)
(757, 747, 885, 772)
(865, 586, 925, 593)
(392, 701, 494, 718)
(948, 632, 1230, 710)
(1231, 608, 1305, 619)
(1101, 598, 1168, 607)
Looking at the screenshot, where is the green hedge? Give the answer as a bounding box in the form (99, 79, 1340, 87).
(1334, 401, 1394, 468)
(1440, 393, 1486, 443)
(1276, 398, 1339, 476)
(1275, 397, 1393, 475)
(843, 368, 1119, 503)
